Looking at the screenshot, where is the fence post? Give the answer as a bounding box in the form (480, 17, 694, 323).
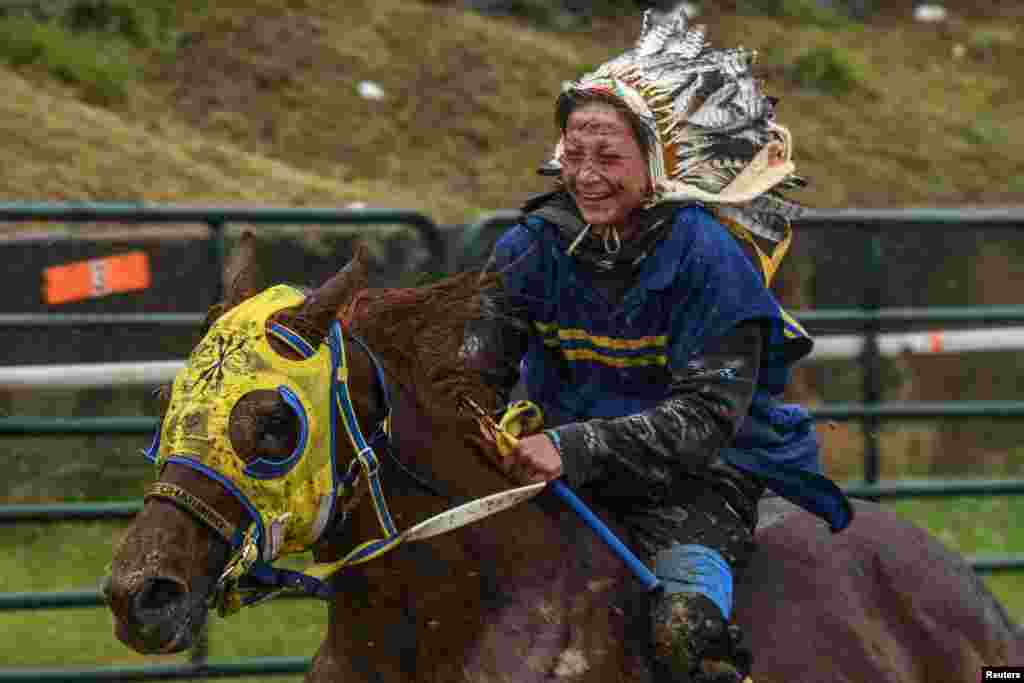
(861, 227, 883, 490)
(209, 219, 226, 304)
(190, 622, 210, 668)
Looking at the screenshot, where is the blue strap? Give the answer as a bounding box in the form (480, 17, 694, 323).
(550, 479, 661, 592)
(654, 544, 734, 619)
(141, 426, 160, 464)
(240, 562, 334, 602)
(329, 321, 398, 538)
(267, 321, 317, 359)
(347, 334, 392, 432)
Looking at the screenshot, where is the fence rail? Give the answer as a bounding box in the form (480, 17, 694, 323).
(5, 321, 1023, 388)
(0, 658, 310, 682)
(0, 203, 447, 303)
(4, 400, 1024, 437)
(3, 203, 1024, 682)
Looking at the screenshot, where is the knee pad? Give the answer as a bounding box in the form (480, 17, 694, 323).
(654, 543, 733, 619)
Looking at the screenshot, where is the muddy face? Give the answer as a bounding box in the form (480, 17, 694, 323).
(560, 101, 650, 231)
(104, 464, 237, 654)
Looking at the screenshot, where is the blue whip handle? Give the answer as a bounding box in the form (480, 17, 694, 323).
(549, 479, 662, 592)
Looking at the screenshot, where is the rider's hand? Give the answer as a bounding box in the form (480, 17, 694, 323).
(466, 427, 562, 485)
(506, 434, 562, 484)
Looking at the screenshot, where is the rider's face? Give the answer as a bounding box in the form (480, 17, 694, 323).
(560, 102, 650, 230)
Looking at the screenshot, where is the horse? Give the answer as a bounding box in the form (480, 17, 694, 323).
(105, 234, 1023, 682)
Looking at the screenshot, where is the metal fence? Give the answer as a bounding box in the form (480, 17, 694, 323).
(2, 204, 1024, 681)
(0, 203, 450, 681)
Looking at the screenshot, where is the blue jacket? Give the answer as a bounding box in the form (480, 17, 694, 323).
(492, 205, 852, 532)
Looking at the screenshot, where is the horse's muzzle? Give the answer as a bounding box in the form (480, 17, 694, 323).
(106, 573, 202, 654)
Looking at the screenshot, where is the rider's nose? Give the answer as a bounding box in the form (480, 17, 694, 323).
(131, 576, 188, 617)
(577, 163, 601, 184)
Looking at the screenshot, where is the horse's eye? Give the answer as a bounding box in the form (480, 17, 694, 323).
(229, 390, 301, 465)
(252, 403, 299, 456)
(257, 404, 299, 450)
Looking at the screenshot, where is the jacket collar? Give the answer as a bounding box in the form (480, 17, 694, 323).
(638, 207, 696, 291)
(523, 190, 683, 278)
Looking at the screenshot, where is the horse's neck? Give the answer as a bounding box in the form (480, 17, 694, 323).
(449, 494, 651, 679)
(317, 361, 651, 680)
(320, 493, 650, 682)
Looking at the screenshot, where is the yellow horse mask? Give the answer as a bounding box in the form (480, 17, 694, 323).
(146, 285, 349, 562)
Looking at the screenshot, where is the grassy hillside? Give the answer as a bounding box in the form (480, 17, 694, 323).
(1, 0, 1020, 224)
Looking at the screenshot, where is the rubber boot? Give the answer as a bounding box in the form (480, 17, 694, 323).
(650, 592, 752, 683)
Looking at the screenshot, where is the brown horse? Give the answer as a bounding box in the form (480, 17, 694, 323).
(106, 236, 1022, 681)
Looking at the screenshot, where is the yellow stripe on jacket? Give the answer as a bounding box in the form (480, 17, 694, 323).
(533, 321, 668, 367)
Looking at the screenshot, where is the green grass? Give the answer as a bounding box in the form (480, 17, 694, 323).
(786, 45, 866, 96)
(736, 0, 856, 28)
(0, 15, 140, 104)
(0, 0, 199, 104)
(962, 117, 1010, 146)
(887, 496, 1024, 619)
(57, 0, 180, 52)
(968, 26, 1017, 53)
(0, 520, 322, 681)
(1, 0, 191, 49)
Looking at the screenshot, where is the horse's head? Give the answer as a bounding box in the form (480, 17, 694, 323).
(105, 233, 372, 653)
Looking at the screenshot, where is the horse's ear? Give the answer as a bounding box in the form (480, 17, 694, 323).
(223, 231, 260, 311)
(298, 242, 369, 336)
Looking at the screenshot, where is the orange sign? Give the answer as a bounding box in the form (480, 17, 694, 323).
(43, 251, 151, 305)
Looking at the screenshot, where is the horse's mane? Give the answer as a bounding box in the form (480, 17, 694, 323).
(341, 271, 503, 420)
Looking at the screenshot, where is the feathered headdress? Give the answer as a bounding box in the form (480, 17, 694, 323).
(548, 8, 806, 254)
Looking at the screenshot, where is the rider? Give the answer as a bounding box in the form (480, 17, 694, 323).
(463, 9, 853, 683)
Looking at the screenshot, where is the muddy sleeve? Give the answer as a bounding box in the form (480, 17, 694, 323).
(547, 321, 763, 502)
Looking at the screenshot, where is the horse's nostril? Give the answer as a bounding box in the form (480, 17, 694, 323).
(134, 577, 187, 612)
